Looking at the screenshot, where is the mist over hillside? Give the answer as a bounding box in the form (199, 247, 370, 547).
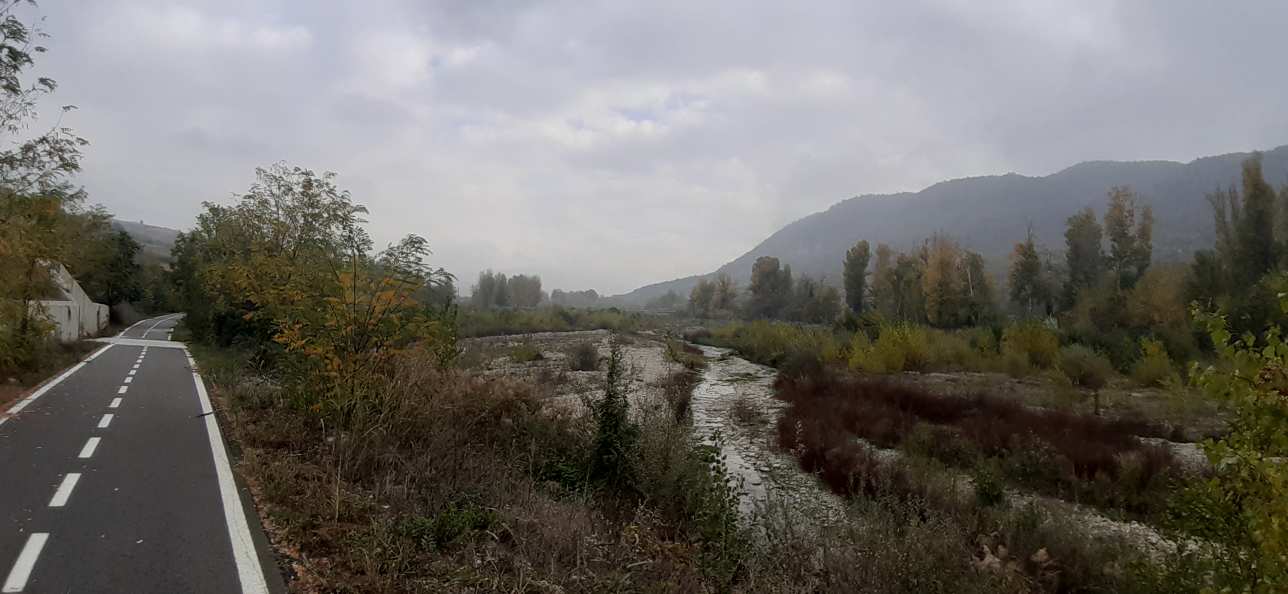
(110, 219, 180, 263)
(617, 145, 1288, 305)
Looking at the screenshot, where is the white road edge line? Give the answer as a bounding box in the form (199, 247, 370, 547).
(186, 349, 270, 594)
(78, 437, 100, 459)
(109, 398, 122, 409)
(49, 473, 81, 507)
(2, 532, 48, 592)
(0, 344, 113, 427)
(116, 315, 151, 337)
(141, 313, 180, 338)
(98, 413, 114, 428)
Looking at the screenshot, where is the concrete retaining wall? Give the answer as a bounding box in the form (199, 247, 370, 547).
(33, 262, 110, 342)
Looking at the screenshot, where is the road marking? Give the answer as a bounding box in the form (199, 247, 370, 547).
(185, 349, 270, 594)
(128, 369, 137, 376)
(123, 377, 133, 384)
(49, 473, 81, 507)
(78, 437, 101, 458)
(109, 398, 122, 409)
(117, 386, 128, 394)
(2, 532, 48, 592)
(131, 364, 139, 370)
(141, 313, 179, 338)
(0, 344, 114, 427)
(98, 413, 113, 428)
(117, 315, 151, 337)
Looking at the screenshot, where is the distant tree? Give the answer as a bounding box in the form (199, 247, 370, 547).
(1187, 249, 1226, 309)
(83, 230, 143, 306)
(843, 240, 871, 315)
(713, 273, 738, 312)
(471, 270, 498, 309)
(922, 233, 963, 327)
(870, 243, 895, 316)
(787, 275, 841, 323)
(508, 274, 544, 308)
(748, 256, 793, 319)
(688, 278, 715, 317)
(493, 273, 510, 308)
(1009, 228, 1047, 317)
(1234, 155, 1278, 287)
(961, 250, 994, 325)
(1063, 207, 1104, 306)
(1103, 186, 1152, 289)
(647, 289, 683, 311)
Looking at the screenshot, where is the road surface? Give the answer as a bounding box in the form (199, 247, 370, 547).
(0, 314, 283, 593)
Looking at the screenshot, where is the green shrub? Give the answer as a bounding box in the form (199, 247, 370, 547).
(566, 341, 599, 371)
(850, 323, 931, 373)
(1001, 321, 1060, 369)
(397, 501, 498, 551)
(509, 342, 544, 363)
(1132, 337, 1178, 387)
(701, 320, 845, 370)
(1058, 345, 1113, 391)
(973, 460, 1007, 508)
(1059, 345, 1114, 415)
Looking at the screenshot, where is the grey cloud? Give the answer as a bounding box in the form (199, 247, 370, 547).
(24, 0, 1288, 294)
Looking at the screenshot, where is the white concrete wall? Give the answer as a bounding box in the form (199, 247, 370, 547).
(33, 262, 110, 342)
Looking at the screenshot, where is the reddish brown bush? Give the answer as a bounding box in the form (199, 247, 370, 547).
(773, 372, 1179, 515)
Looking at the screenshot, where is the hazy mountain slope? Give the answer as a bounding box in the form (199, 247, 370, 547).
(617, 146, 1288, 305)
(111, 219, 181, 263)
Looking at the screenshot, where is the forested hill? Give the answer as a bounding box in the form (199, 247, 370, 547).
(617, 145, 1288, 305)
(111, 219, 180, 264)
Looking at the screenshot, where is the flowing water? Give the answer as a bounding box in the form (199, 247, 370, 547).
(689, 345, 842, 518)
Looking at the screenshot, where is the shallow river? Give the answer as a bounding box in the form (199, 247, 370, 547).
(689, 345, 841, 518)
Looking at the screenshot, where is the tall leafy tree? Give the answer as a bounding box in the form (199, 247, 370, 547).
(748, 256, 792, 319)
(688, 278, 715, 317)
(1008, 228, 1047, 317)
(1103, 186, 1153, 289)
(1063, 207, 1104, 306)
(713, 273, 737, 312)
(843, 240, 871, 315)
(922, 233, 962, 327)
(81, 230, 143, 306)
(1235, 155, 1277, 287)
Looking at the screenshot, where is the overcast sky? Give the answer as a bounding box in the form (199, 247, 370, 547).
(25, 0, 1288, 294)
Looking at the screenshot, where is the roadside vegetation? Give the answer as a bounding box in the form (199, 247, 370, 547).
(0, 4, 170, 385)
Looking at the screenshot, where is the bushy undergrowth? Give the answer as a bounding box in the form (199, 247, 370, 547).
(1132, 338, 1179, 387)
(774, 372, 1181, 516)
(691, 320, 845, 373)
(1001, 321, 1061, 371)
(198, 340, 757, 591)
(459, 306, 646, 337)
(566, 341, 599, 371)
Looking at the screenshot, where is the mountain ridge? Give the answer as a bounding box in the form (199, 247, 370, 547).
(615, 145, 1288, 305)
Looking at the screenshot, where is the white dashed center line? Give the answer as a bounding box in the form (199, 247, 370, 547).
(2, 532, 48, 592)
(128, 369, 136, 376)
(131, 364, 139, 370)
(123, 377, 133, 384)
(117, 386, 128, 395)
(109, 398, 122, 409)
(98, 413, 114, 429)
(78, 437, 101, 459)
(48, 473, 81, 508)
